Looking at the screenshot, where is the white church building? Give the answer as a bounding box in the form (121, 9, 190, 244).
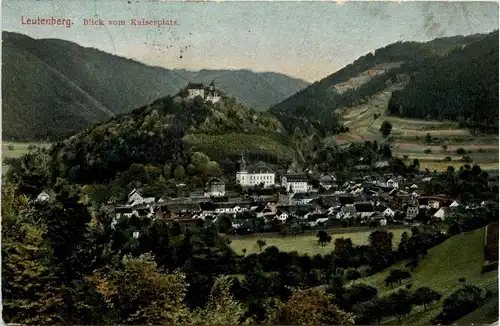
(236, 155, 275, 188)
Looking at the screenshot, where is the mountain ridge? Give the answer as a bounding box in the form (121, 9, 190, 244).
(2, 31, 309, 141)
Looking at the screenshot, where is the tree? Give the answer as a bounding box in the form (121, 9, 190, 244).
(265, 286, 355, 325)
(256, 239, 267, 252)
(344, 268, 362, 284)
(174, 165, 186, 180)
(354, 297, 389, 325)
(385, 269, 411, 288)
(424, 133, 432, 144)
(441, 144, 448, 152)
(188, 276, 251, 324)
(2, 222, 65, 324)
(412, 287, 441, 311)
(317, 230, 332, 247)
(380, 121, 393, 137)
(368, 230, 393, 252)
(89, 253, 191, 324)
(433, 284, 488, 325)
(334, 237, 353, 255)
(386, 289, 414, 325)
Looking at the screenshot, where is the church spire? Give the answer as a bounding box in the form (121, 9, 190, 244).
(239, 153, 246, 172)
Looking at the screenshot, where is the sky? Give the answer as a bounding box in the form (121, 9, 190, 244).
(2, 0, 498, 82)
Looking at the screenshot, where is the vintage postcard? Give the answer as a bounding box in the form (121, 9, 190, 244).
(1, 0, 499, 325)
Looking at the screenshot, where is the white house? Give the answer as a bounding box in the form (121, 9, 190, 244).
(36, 191, 50, 203)
(186, 82, 205, 99)
(386, 179, 399, 189)
(127, 189, 156, 206)
(186, 80, 220, 103)
(383, 207, 395, 218)
(449, 200, 460, 208)
(282, 174, 308, 193)
(236, 155, 275, 188)
(406, 205, 419, 220)
(276, 210, 289, 222)
(204, 177, 226, 197)
(433, 207, 452, 220)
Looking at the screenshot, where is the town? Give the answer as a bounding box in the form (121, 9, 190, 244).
(92, 154, 476, 237)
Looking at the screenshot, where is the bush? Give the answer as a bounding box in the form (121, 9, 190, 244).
(456, 148, 467, 155)
(424, 149, 432, 154)
(432, 284, 488, 325)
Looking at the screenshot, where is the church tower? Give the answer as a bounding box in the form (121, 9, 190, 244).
(239, 153, 246, 172)
(209, 80, 215, 91)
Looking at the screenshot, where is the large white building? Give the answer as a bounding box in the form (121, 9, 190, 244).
(281, 174, 308, 193)
(186, 80, 221, 103)
(236, 155, 275, 188)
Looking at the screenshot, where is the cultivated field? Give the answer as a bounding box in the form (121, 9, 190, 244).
(230, 227, 410, 256)
(331, 87, 499, 172)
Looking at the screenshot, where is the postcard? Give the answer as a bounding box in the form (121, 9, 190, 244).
(2, 1, 499, 325)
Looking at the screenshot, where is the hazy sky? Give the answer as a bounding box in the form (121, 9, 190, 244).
(3, 1, 498, 82)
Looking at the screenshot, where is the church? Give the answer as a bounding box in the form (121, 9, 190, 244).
(186, 80, 221, 103)
(236, 155, 276, 188)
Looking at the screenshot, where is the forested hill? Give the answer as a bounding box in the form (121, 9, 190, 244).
(2, 31, 309, 141)
(14, 93, 298, 197)
(269, 33, 492, 135)
(388, 30, 499, 134)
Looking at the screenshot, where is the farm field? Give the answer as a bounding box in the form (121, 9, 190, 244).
(331, 87, 499, 172)
(2, 141, 50, 175)
(357, 227, 498, 325)
(230, 228, 410, 256)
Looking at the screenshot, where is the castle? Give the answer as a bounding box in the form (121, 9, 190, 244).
(186, 80, 221, 103)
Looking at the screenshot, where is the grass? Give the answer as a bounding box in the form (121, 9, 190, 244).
(230, 228, 410, 256)
(2, 141, 50, 175)
(333, 87, 498, 172)
(356, 227, 498, 325)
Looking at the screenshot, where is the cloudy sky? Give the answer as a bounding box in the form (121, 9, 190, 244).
(3, 0, 498, 82)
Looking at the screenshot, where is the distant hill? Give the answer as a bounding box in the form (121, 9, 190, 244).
(270, 32, 495, 135)
(2, 31, 309, 141)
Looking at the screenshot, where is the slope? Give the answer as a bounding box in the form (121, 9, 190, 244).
(358, 227, 498, 325)
(44, 93, 298, 186)
(2, 31, 309, 141)
(388, 30, 499, 134)
(270, 32, 495, 136)
(324, 82, 498, 172)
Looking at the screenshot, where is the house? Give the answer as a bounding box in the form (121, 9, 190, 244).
(128, 189, 155, 206)
(276, 209, 289, 222)
(382, 207, 395, 218)
(449, 200, 460, 208)
(433, 207, 453, 220)
(354, 202, 375, 219)
(186, 82, 205, 99)
(204, 177, 226, 197)
(236, 155, 275, 188)
(282, 174, 309, 193)
(319, 174, 337, 190)
(406, 205, 419, 220)
(36, 191, 50, 203)
(186, 80, 221, 103)
(290, 193, 316, 205)
(386, 179, 399, 189)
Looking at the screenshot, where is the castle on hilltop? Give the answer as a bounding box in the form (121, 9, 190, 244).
(186, 80, 221, 103)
